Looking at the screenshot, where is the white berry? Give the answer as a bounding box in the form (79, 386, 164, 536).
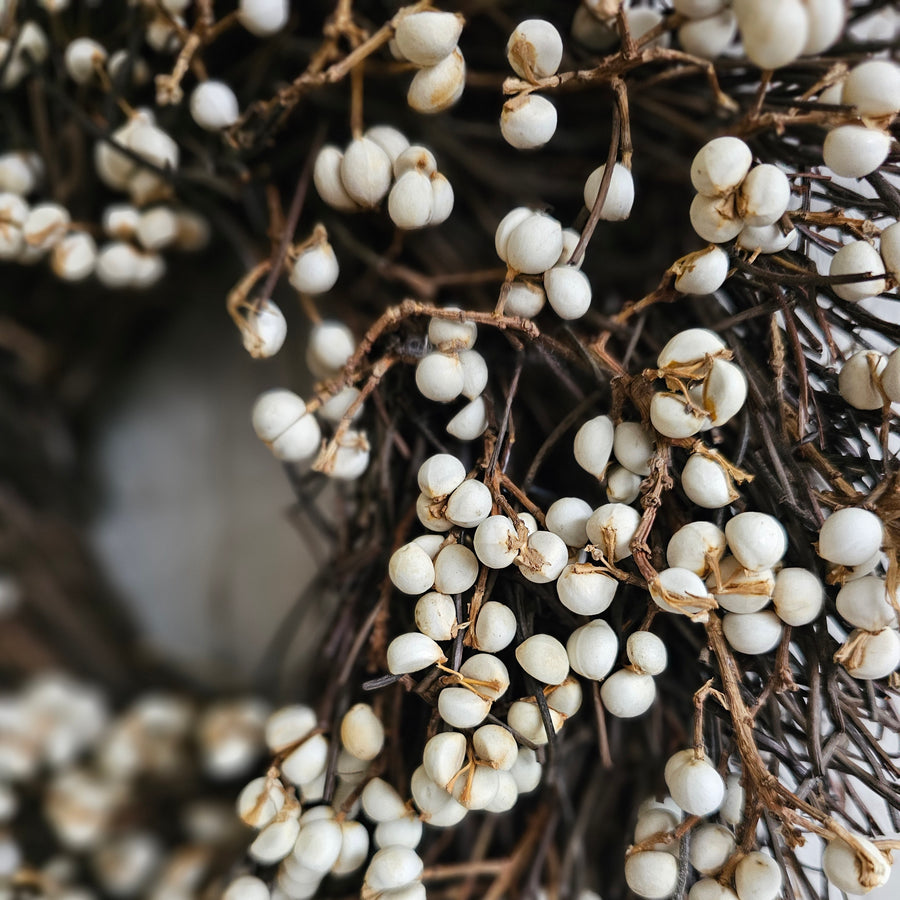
(818, 508, 883, 567)
(506, 19, 563, 80)
(190, 80, 239, 130)
(501, 94, 558, 150)
(583, 162, 635, 221)
(829, 241, 886, 303)
(394, 10, 463, 66)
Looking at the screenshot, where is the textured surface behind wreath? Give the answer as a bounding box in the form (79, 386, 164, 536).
(90, 301, 329, 687)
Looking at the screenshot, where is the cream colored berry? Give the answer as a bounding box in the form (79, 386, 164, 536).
(341, 138, 393, 209)
(340, 703, 384, 761)
(824, 125, 891, 180)
(829, 241, 886, 303)
(818, 508, 883, 567)
(583, 162, 635, 221)
(690, 193, 743, 244)
(691, 137, 752, 198)
(501, 94, 558, 150)
(823, 835, 892, 895)
(566, 619, 618, 681)
(674, 245, 730, 295)
(624, 850, 679, 899)
(734, 852, 783, 900)
(407, 48, 466, 113)
(516, 634, 569, 684)
(506, 19, 563, 80)
(737, 164, 790, 227)
(843, 60, 900, 116)
(665, 750, 724, 817)
(387, 632, 445, 674)
(394, 10, 463, 66)
(574, 415, 615, 477)
(733, 0, 809, 69)
(839, 351, 887, 410)
(600, 669, 656, 718)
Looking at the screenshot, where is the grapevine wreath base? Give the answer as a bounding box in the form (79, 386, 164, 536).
(0, 2, 899, 899)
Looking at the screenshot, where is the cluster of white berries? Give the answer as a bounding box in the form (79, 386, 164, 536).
(389, 447, 666, 745)
(0, 673, 273, 899)
(5, 1, 899, 897)
(60, 32, 240, 132)
(628, 770, 783, 900)
(732, 0, 845, 69)
(679, 54, 900, 313)
(500, 117, 635, 302)
(412, 717, 542, 819)
(252, 380, 369, 480)
(251, 306, 486, 469)
(244, 241, 375, 477)
(387, 595, 549, 811)
(0, 157, 207, 287)
(95, 108, 179, 205)
(233, 226, 342, 362)
(238, 223, 372, 475)
(493, 146, 635, 319)
(0, 675, 109, 809)
(649, 502, 898, 685)
(822, 60, 900, 179)
(496, 209, 593, 320)
(233, 703, 380, 898)
(646, 328, 747, 440)
(0, 192, 95, 280)
(97, 199, 209, 288)
(228, 694, 540, 899)
(817, 508, 900, 681)
(623, 797, 684, 900)
(93, 109, 212, 287)
(0, 18, 49, 90)
(0, 7, 236, 293)
(566, 329, 886, 670)
(390, 8, 466, 115)
(642, 787, 760, 900)
(414, 313, 489, 441)
(568, 0, 843, 67)
(629, 794, 755, 900)
(690, 137, 793, 252)
(838, 343, 900, 411)
(229, 700, 450, 900)
(500, 20, 563, 150)
(314, 127, 453, 230)
(627, 760, 893, 899)
(0, 0, 288, 293)
(656, 512, 821, 653)
(575, 415, 653, 502)
(246, 300, 899, 889)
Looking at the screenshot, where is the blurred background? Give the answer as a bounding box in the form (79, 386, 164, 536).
(0, 1, 898, 898)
